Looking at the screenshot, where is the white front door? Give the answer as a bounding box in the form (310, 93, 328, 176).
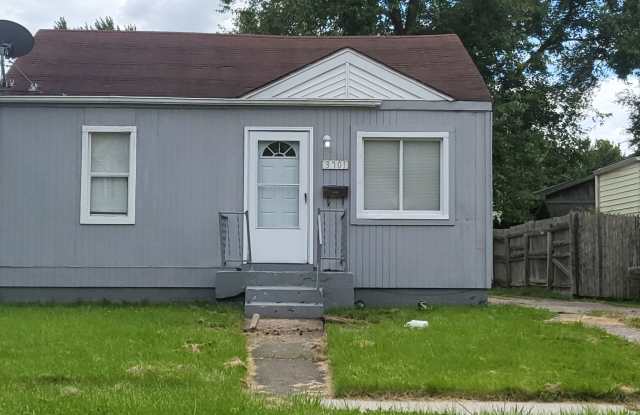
(245, 128, 312, 263)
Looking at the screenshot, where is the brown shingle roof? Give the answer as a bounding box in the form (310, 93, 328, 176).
(7, 30, 490, 101)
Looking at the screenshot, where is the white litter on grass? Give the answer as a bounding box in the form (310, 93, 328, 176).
(404, 320, 429, 329)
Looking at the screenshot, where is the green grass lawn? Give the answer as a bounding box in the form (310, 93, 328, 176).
(326, 305, 640, 401)
(2, 304, 638, 414)
(0, 304, 350, 415)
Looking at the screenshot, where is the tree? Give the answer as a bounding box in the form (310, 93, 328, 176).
(621, 90, 640, 153)
(221, 0, 383, 36)
(53, 17, 68, 30)
(222, 0, 632, 225)
(53, 16, 136, 31)
(582, 139, 624, 173)
(600, 1, 640, 153)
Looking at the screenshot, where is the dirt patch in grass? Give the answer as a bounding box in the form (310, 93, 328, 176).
(587, 311, 640, 331)
(551, 313, 625, 327)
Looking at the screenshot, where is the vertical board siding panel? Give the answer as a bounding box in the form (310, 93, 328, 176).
(353, 225, 361, 285)
(378, 226, 384, 288)
(332, 109, 340, 186)
(372, 227, 378, 287)
(475, 113, 481, 250)
(340, 110, 348, 187)
(388, 226, 395, 287)
(484, 111, 493, 287)
(359, 226, 367, 287)
(368, 224, 375, 287)
(0, 108, 6, 263)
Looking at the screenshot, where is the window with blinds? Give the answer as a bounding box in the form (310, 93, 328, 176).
(357, 132, 449, 220)
(80, 126, 137, 224)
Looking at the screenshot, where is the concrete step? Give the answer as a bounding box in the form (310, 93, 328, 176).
(245, 301, 324, 319)
(217, 271, 317, 298)
(246, 286, 323, 304)
(241, 263, 314, 272)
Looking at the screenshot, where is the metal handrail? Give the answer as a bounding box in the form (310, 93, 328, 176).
(218, 210, 252, 267)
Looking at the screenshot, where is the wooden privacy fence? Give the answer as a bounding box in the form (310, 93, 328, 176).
(494, 212, 640, 300)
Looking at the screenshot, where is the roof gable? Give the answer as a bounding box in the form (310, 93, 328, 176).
(244, 49, 452, 101)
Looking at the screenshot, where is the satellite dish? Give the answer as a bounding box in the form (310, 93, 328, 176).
(0, 20, 34, 88)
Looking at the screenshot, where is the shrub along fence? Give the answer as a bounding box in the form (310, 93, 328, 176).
(493, 212, 640, 300)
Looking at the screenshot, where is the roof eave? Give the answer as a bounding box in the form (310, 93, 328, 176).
(0, 95, 383, 107)
(534, 175, 594, 197)
(593, 157, 640, 176)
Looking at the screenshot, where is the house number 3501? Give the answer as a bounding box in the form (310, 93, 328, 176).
(322, 160, 349, 170)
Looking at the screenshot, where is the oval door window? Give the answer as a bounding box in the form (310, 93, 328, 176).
(257, 141, 300, 228)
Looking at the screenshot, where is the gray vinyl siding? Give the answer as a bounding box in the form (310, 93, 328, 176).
(0, 103, 491, 289)
(598, 162, 640, 215)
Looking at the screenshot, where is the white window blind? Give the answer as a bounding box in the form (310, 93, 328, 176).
(91, 132, 129, 173)
(90, 132, 130, 214)
(403, 140, 440, 211)
(257, 141, 300, 228)
(364, 140, 399, 210)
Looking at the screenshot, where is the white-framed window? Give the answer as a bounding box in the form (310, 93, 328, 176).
(356, 131, 449, 220)
(80, 126, 137, 224)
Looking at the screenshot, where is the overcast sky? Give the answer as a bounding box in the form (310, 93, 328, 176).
(6, 0, 233, 33)
(5, 0, 639, 154)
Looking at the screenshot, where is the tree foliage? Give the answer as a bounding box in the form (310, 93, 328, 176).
(602, 1, 640, 153)
(53, 16, 136, 31)
(580, 139, 624, 175)
(222, 0, 639, 225)
(622, 91, 640, 152)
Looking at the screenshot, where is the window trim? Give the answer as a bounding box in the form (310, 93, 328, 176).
(80, 125, 137, 225)
(356, 131, 449, 220)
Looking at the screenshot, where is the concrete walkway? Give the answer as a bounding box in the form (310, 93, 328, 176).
(490, 296, 640, 343)
(322, 398, 632, 414)
(245, 318, 329, 395)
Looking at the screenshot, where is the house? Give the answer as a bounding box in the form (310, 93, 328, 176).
(535, 175, 595, 218)
(595, 157, 640, 215)
(0, 30, 492, 315)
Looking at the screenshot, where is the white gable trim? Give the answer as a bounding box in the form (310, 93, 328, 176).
(243, 48, 454, 101)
